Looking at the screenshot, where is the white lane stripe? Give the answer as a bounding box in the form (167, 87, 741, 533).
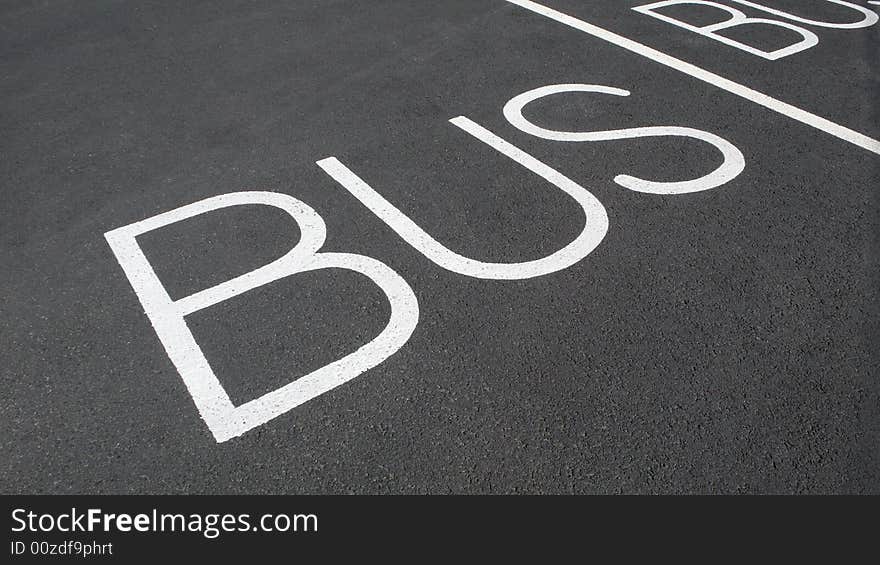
(501, 0, 880, 156)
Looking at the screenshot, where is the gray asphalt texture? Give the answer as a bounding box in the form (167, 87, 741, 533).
(2, 0, 878, 494)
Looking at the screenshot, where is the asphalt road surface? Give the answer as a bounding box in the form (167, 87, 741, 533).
(2, 0, 878, 494)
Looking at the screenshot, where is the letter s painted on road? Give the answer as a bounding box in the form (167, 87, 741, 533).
(503, 83, 746, 194)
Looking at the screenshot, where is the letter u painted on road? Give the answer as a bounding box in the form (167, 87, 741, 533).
(104, 192, 419, 442)
(317, 117, 610, 280)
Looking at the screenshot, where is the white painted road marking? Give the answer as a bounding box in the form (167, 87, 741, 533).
(105, 192, 419, 442)
(726, 0, 878, 29)
(633, 1, 820, 61)
(103, 1, 876, 442)
(502, 83, 746, 194)
(317, 116, 609, 280)
(501, 0, 880, 156)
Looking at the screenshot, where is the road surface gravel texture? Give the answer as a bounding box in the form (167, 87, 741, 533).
(1, 0, 878, 493)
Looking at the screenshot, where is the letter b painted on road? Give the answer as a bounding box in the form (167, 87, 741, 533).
(104, 191, 419, 442)
(633, 0, 820, 60)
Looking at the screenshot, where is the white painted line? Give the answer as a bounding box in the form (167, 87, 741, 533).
(501, 0, 880, 156)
